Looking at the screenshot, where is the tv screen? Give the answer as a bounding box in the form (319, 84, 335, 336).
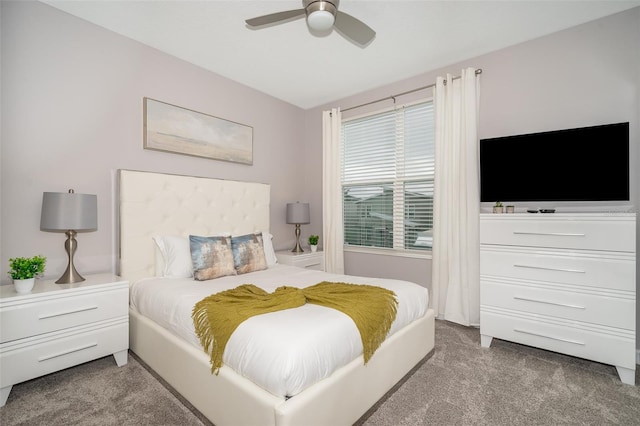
(480, 122, 629, 203)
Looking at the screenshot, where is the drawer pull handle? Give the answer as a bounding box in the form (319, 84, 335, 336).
(514, 329, 585, 346)
(38, 343, 98, 362)
(513, 231, 586, 237)
(514, 296, 585, 310)
(39, 306, 98, 320)
(513, 264, 585, 274)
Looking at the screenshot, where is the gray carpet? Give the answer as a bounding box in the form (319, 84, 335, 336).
(1, 320, 639, 425)
(361, 321, 640, 425)
(0, 352, 208, 426)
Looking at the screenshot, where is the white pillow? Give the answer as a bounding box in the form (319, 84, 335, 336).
(262, 231, 278, 267)
(152, 236, 193, 278)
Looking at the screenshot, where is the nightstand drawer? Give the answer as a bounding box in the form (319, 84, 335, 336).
(276, 251, 325, 271)
(0, 287, 128, 343)
(294, 256, 324, 270)
(0, 319, 128, 388)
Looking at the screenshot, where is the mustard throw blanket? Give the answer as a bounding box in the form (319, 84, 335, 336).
(192, 281, 398, 374)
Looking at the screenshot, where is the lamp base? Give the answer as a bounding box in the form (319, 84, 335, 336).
(56, 230, 86, 284)
(55, 267, 86, 284)
(291, 223, 305, 253)
(291, 243, 305, 253)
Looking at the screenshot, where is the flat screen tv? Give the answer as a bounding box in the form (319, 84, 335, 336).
(480, 122, 629, 203)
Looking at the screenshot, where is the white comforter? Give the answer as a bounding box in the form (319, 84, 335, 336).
(130, 264, 429, 398)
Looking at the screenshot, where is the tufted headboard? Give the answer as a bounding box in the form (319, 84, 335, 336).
(117, 169, 270, 284)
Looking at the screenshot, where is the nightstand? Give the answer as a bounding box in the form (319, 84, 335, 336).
(0, 273, 129, 406)
(276, 250, 325, 271)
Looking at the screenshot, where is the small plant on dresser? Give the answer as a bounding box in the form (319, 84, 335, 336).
(8, 255, 46, 280)
(308, 235, 319, 252)
(8, 255, 46, 293)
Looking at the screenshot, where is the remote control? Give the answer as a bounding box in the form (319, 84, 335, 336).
(539, 209, 556, 213)
(527, 209, 538, 213)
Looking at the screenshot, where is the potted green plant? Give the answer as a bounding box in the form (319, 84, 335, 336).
(308, 235, 319, 252)
(493, 201, 504, 214)
(8, 255, 46, 294)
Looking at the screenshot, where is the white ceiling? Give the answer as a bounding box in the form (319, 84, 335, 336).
(42, 0, 640, 109)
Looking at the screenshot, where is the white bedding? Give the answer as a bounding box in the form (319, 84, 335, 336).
(130, 264, 429, 398)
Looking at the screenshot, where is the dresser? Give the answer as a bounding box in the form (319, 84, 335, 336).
(479, 213, 636, 385)
(276, 250, 325, 271)
(0, 273, 129, 406)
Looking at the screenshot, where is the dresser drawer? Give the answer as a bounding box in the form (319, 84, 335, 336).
(0, 287, 129, 343)
(480, 246, 635, 292)
(480, 310, 636, 369)
(480, 215, 635, 252)
(0, 319, 128, 388)
(481, 279, 635, 330)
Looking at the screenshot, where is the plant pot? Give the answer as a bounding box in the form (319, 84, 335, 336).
(14, 278, 35, 294)
(493, 206, 504, 214)
(310, 245, 318, 253)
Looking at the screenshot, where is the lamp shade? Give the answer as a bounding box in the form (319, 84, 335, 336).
(286, 202, 310, 224)
(40, 190, 98, 232)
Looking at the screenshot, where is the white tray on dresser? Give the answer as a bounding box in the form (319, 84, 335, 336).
(0, 273, 129, 406)
(479, 213, 636, 385)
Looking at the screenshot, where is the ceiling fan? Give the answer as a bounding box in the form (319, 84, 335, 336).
(245, 0, 376, 47)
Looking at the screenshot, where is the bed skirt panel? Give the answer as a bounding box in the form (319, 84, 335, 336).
(275, 308, 435, 426)
(130, 308, 282, 426)
(130, 307, 435, 426)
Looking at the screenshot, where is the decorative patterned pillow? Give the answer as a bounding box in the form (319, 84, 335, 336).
(189, 235, 237, 281)
(231, 232, 268, 274)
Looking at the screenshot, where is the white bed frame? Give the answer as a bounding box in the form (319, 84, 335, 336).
(118, 169, 435, 426)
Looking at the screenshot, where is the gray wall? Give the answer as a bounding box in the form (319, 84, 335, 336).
(0, 1, 307, 283)
(305, 7, 639, 344)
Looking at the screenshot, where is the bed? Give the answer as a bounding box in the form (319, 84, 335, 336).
(118, 169, 435, 426)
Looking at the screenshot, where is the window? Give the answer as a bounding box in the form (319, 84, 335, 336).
(342, 101, 434, 252)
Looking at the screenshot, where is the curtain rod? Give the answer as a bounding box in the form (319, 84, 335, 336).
(341, 68, 482, 113)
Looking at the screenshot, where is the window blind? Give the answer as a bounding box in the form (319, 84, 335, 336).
(342, 101, 435, 251)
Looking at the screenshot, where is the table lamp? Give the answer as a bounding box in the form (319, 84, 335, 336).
(40, 189, 98, 284)
(286, 202, 310, 253)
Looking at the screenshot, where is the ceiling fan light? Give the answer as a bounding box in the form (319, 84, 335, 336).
(307, 10, 335, 31)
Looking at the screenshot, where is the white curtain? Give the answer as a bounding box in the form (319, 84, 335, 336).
(322, 108, 345, 274)
(431, 68, 481, 327)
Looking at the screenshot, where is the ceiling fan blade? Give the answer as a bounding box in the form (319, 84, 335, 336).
(334, 11, 376, 46)
(245, 9, 305, 28)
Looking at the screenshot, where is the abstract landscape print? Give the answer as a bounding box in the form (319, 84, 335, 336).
(144, 98, 253, 165)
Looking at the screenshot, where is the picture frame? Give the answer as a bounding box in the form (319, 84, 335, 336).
(143, 97, 253, 165)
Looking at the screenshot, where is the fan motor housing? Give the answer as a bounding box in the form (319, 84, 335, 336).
(305, 0, 338, 17)
(305, 1, 338, 31)
(303, 0, 339, 9)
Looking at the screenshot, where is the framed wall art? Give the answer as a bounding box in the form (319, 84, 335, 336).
(143, 98, 253, 165)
